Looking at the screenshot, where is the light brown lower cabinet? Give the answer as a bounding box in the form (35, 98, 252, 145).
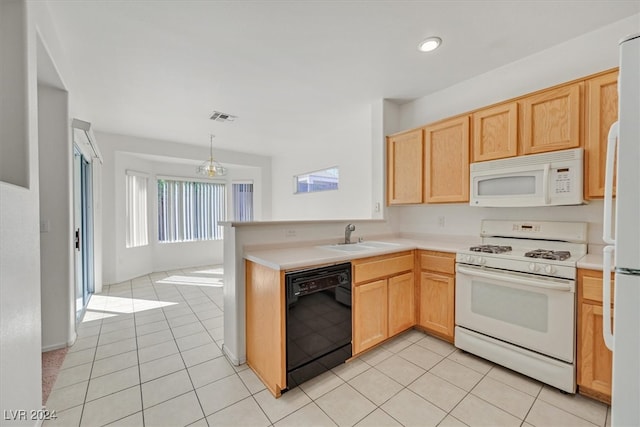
(353, 279, 388, 353)
(577, 268, 614, 404)
(388, 272, 416, 336)
(245, 260, 286, 397)
(417, 250, 456, 343)
(352, 252, 415, 355)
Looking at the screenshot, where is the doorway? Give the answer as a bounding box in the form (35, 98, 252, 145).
(73, 146, 94, 322)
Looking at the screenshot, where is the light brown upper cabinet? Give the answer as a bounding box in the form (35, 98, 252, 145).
(521, 83, 582, 155)
(472, 102, 518, 162)
(424, 115, 470, 203)
(387, 129, 423, 205)
(585, 70, 619, 199)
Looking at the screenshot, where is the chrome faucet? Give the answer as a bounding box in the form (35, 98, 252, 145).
(344, 223, 356, 244)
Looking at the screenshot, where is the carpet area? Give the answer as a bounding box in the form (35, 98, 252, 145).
(42, 347, 68, 405)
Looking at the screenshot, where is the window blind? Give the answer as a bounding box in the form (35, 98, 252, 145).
(232, 182, 254, 222)
(125, 173, 149, 248)
(157, 179, 226, 242)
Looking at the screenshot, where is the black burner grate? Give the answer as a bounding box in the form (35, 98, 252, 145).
(469, 245, 513, 254)
(524, 249, 571, 261)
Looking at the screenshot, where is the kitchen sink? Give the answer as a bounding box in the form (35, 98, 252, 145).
(357, 241, 401, 248)
(319, 244, 372, 252)
(318, 241, 401, 252)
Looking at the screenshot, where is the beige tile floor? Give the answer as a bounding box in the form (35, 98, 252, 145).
(43, 265, 611, 427)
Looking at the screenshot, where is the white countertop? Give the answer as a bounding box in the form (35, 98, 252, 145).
(244, 235, 479, 270)
(244, 233, 609, 272)
(577, 253, 605, 271)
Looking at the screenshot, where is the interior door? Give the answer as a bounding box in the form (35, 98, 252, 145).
(73, 146, 94, 322)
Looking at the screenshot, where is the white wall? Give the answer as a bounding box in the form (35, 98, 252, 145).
(390, 15, 640, 243)
(0, 1, 42, 422)
(38, 84, 75, 351)
(98, 131, 272, 284)
(1, 1, 101, 420)
(0, 0, 29, 188)
(270, 104, 374, 220)
(390, 201, 606, 244)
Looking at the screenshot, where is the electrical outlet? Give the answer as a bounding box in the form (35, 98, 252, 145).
(438, 216, 445, 228)
(285, 229, 297, 238)
(374, 202, 381, 213)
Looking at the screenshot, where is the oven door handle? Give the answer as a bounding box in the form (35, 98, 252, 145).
(456, 265, 573, 292)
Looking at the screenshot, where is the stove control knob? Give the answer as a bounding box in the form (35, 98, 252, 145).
(478, 257, 486, 265)
(545, 265, 555, 274)
(465, 255, 474, 263)
(529, 263, 539, 272)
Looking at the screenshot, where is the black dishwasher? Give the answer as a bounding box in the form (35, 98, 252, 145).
(285, 262, 352, 389)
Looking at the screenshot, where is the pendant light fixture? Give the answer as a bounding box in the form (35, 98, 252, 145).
(197, 135, 227, 177)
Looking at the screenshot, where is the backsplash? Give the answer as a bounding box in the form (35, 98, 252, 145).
(389, 200, 606, 245)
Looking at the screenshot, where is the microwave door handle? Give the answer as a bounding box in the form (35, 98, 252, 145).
(542, 163, 550, 205)
(456, 265, 573, 292)
(603, 121, 619, 245)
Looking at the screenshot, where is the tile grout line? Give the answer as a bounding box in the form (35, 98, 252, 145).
(154, 269, 211, 425)
(132, 274, 149, 427)
(74, 294, 105, 427)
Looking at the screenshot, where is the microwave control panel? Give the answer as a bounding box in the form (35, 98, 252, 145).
(552, 167, 573, 194)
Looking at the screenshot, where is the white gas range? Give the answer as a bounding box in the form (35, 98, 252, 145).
(454, 220, 587, 393)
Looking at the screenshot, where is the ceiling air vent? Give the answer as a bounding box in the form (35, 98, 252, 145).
(210, 111, 237, 123)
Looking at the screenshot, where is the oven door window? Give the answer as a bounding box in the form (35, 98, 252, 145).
(477, 175, 537, 196)
(472, 281, 548, 332)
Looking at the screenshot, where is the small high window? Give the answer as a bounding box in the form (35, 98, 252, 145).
(294, 167, 339, 194)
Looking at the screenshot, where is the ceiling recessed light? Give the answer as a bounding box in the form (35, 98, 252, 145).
(418, 37, 442, 53)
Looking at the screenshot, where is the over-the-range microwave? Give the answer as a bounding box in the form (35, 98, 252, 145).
(470, 148, 583, 207)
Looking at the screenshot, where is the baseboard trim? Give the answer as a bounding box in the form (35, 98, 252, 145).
(41, 342, 67, 352)
(222, 344, 245, 366)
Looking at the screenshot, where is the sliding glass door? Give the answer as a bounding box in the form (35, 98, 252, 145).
(73, 146, 94, 322)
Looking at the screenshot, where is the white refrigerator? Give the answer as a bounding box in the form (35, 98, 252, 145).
(603, 32, 640, 427)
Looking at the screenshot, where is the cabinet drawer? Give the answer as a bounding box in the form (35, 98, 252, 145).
(419, 251, 455, 275)
(353, 253, 414, 284)
(582, 273, 615, 305)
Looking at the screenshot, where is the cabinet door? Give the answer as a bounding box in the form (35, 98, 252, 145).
(388, 272, 415, 336)
(472, 102, 518, 162)
(521, 83, 582, 154)
(387, 129, 423, 205)
(424, 116, 470, 203)
(578, 303, 613, 401)
(585, 71, 618, 198)
(353, 279, 388, 354)
(418, 271, 455, 342)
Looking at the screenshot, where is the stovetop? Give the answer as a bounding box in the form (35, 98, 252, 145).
(467, 245, 576, 261)
(456, 220, 588, 280)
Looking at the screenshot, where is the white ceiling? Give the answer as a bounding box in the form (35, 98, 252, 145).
(45, 1, 639, 157)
